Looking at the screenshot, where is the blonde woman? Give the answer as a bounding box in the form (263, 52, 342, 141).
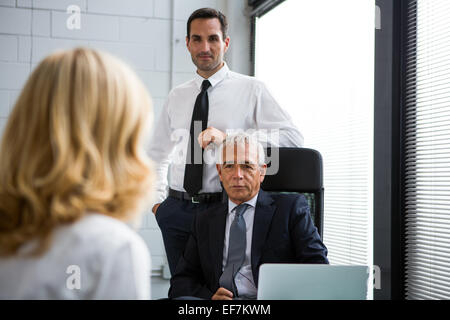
(0, 48, 154, 299)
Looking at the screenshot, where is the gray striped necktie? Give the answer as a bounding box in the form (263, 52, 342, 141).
(219, 203, 250, 296)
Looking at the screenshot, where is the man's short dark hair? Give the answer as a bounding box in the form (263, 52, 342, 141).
(187, 8, 228, 40)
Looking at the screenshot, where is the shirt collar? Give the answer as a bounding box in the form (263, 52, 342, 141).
(228, 192, 259, 215)
(194, 61, 229, 90)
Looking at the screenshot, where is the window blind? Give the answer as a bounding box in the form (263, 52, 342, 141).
(404, 0, 450, 300)
(254, 0, 374, 269)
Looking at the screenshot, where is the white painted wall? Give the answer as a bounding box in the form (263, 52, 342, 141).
(0, 0, 251, 299)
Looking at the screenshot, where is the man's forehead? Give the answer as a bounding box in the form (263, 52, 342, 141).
(222, 142, 258, 162)
(190, 18, 221, 33)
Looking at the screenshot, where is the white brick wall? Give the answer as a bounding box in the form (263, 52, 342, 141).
(0, 0, 250, 299)
(153, 0, 171, 19)
(32, 10, 51, 36)
(52, 11, 120, 40)
(17, 0, 87, 11)
(88, 0, 153, 17)
(0, 90, 10, 117)
(0, 62, 30, 89)
(0, 0, 15, 7)
(0, 35, 17, 61)
(89, 40, 156, 70)
(0, 7, 31, 34)
(174, 0, 218, 20)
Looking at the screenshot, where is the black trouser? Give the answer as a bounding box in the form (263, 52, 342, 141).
(155, 196, 222, 276)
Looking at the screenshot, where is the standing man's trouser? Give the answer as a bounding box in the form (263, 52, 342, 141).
(155, 196, 222, 276)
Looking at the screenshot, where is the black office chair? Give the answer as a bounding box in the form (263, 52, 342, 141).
(261, 147, 324, 237)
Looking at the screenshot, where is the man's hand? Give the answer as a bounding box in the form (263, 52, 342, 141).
(152, 203, 161, 215)
(198, 127, 226, 149)
(211, 287, 233, 300)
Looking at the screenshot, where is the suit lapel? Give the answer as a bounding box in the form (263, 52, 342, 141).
(208, 203, 228, 283)
(251, 190, 275, 286)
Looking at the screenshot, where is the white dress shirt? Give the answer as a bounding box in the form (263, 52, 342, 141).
(148, 63, 304, 206)
(222, 194, 259, 299)
(0, 213, 151, 299)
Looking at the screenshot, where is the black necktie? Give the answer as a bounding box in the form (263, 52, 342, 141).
(183, 80, 211, 196)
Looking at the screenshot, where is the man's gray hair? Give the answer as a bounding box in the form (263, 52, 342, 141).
(216, 131, 266, 165)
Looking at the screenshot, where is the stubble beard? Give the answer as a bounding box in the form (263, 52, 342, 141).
(192, 55, 223, 74)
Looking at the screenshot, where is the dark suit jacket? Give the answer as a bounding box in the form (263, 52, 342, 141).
(169, 189, 329, 299)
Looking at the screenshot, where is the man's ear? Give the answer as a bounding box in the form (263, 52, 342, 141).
(186, 36, 190, 48)
(259, 164, 267, 183)
(223, 36, 230, 53)
(216, 164, 223, 181)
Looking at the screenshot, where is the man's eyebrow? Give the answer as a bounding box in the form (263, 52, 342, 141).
(223, 160, 256, 165)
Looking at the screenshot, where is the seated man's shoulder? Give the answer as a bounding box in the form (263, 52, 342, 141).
(269, 192, 308, 207)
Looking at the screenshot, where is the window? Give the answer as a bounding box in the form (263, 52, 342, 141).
(255, 0, 374, 281)
(404, 0, 450, 300)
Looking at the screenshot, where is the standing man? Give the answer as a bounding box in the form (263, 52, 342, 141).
(148, 8, 304, 275)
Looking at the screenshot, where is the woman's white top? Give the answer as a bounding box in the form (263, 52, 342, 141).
(0, 213, 151, 299)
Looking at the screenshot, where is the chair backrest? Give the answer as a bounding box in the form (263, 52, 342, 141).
(261, 147, 324, 237)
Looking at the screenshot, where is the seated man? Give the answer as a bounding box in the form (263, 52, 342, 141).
(169, 132, 329, 300)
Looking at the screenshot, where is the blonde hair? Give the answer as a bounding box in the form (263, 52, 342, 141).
(0, 48, 154, 256)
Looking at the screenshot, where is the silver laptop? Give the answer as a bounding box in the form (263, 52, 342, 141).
(257, 264, 369, 300)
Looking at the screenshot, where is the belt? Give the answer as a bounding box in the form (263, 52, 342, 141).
(168, 188, 223, 204)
